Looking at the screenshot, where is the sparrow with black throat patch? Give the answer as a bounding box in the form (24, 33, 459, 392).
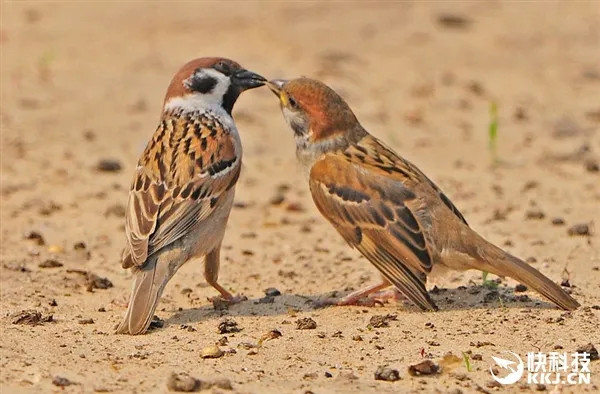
(266, 77, 579, 312)
(116, 57, 266, 335)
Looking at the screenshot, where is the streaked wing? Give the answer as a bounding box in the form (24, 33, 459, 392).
(309, 140, 438, 311)
(122, 115, 240, 268)
(353, 136, 468, 226)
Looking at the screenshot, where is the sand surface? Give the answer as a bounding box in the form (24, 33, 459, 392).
(1, 2, 599, 393)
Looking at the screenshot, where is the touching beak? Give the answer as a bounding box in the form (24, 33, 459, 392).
(233, 69, 267, 91)
(266, 79, 286, 97)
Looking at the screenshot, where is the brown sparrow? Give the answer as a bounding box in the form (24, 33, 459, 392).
(266, 77, 580, 312)
(116, 57, 266, 335)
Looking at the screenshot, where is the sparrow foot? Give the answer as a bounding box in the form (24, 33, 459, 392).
(314, 288, 405, 308)
(209, 294, 248, 310)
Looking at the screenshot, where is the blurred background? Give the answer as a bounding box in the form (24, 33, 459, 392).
(1, 2, 599, 393)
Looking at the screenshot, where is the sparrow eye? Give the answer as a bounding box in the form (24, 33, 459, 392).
(288, 97, 299, 110)
(214, 61, 233, 76)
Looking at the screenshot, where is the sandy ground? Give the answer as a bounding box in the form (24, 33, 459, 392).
(1, 1, 599, 393)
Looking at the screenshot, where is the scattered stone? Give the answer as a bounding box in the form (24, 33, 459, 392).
(470, 341, 495, 348)
(11, 310, 53, 325)
(149, 316, 164, 330)
(374, 365, 401, 382)
(436, 13, 471, 29)
(49, 299, 57, 306)
(181, 288, 193, 295)
(38, 259, 63, 268)
(52, 376, 75, 387)
(24, 230, 45, 245)
(296, 317, 317, 330)
(576, 343, 598, 360)
(269, 194, 285, 206)
(201, 345, 223, 359)
(285, 202, 305, 212)
(568, 223, 592, 236)
(514, 107, 528, 121)
(217, 318, 241, 334)
(526, 257, 538, 264)
(551, 217, 565, 226)
(408, 360, 440, 376)
(515, 284, 528, 293)
(96, 159, 122, 173)
(259, 329, 282, 345)
(166, 373, 203, 392)
(535, 384, 547, 391)
(67, 269, 113, 291)
(585, 159, 599, 173)
(78, 318, 94, 325)
(369, 314, 398, 328)
(525, 209, 545, 220)
(264, 287, 281, 297)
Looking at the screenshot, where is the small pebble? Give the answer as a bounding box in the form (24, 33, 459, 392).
(264, 287, 281, 297)
(201, 345, 223, 359)
(408, 360, 440, 376)
(568, 223, 592, 236)
(515, 284, 528, 292)
(39, 259, 63, 268)
(52, 376, 75, 387)
(374, 365, 401, 382)
(296, 317, 317, 330)
(96, 159, 122, 173)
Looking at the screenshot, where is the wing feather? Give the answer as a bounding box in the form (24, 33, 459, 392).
(122, 114, 240, 269)
(309, 144, 438, 311)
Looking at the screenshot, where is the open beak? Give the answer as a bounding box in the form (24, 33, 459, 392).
(266, 79, 286, 96)
(233, 69, 267, 91)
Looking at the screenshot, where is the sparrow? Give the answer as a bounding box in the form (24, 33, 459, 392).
(116, 57, 266, 335)
(266, 77, 580, 312)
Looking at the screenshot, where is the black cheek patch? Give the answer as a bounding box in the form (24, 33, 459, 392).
(188, 75, 217, 94)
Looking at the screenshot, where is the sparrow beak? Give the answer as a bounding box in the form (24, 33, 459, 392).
(233, 69, 267, 91)
(266, 79, 287, 96)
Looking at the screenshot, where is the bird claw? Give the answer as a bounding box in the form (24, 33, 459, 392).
(209, 294, 247, 310)
(313, 288, 405, 308)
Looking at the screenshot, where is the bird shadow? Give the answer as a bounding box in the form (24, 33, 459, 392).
(158, 283, 566, 331)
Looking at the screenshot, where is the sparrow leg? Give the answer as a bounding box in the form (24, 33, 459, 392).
(204, 246, 247, 304)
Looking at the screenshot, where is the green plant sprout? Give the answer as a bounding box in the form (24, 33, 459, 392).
(481, 271, 498, 289)
(488, 101, 499, 164)
(462, 352, 472, 372)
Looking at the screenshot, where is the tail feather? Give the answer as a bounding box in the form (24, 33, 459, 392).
(115, 255, 171, 335)
(477, 247, 580, 311)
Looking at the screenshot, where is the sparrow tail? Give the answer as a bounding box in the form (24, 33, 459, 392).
(477, 247, 580, 311)
(115, 253, 172, 335)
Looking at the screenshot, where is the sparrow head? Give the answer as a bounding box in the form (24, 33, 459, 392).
(163, 57, 266, 115)
(266, 77, 361, 144)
